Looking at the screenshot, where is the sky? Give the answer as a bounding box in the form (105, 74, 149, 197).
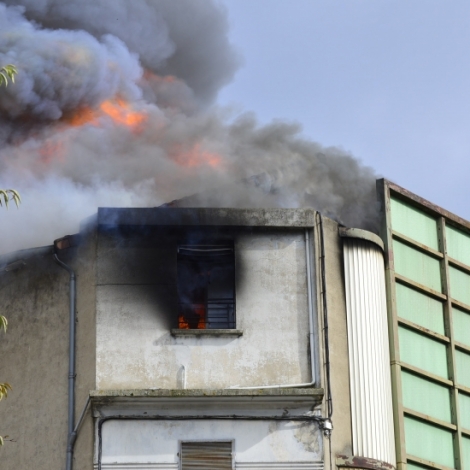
(218, 0, 470, 220)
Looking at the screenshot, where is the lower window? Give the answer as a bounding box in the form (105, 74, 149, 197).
(180, 441, 233, 470)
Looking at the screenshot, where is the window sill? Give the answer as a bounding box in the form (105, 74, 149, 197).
(171, 329, 243, 337)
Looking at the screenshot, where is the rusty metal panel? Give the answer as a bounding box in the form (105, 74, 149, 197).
(343, 238, 396, 465)
(181, 441, 233, 470)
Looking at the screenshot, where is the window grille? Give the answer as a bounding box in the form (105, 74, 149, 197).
(177, 243, 235, 329)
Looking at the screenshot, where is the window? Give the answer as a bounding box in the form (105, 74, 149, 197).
(177, 242, 235, 329)
(180, 441, 233, 470)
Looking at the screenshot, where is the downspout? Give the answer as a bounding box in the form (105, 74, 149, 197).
(231, 227, 317, 389)
(54, 239, 77, 470)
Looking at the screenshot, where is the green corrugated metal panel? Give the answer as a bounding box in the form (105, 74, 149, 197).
(390, 198, 439, 250)
(463, 436, 470, 470)
(446, 225, 470, 267)
(456, 350, 470, 388)
(396, 283, 445, 334)
(453, 308, 470, 347)
(450, 266, 470, 307)
(393, 240, 442, 292)
(399, 327, 448, 378)
(404, 417, 454, 468)
(459, 393, 470, 431)
(401, 370, 451, 422)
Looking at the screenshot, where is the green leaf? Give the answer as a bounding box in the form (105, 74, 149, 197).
(0, 315, 7, 332)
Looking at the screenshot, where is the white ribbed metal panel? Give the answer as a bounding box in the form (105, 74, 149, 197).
(343, 238, 395, 465)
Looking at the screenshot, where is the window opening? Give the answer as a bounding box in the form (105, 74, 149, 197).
(177, 242, 235, 329)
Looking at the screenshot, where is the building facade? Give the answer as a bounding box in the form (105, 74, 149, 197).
(2, 179, 463, 470)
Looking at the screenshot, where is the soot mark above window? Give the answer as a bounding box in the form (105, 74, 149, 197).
(177, 242, 235, 329)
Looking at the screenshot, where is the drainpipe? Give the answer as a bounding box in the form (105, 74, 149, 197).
(54, 237, 77, 470)
(231, 227, 317, 389)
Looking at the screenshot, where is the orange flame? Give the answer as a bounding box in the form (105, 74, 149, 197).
(172, 143, 222, 168)
(64, 98, 147, 132)
(100, 99, 147, 128)
(178, 305, 207, 330)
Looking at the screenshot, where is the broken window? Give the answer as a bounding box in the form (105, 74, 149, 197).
(180, 441, 233, 470)
(177, 242, 235, 329)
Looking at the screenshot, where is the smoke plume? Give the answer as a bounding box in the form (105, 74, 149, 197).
(0, 1, 378, 254)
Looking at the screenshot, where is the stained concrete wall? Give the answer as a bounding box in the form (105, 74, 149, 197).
(0, 209, 357, 470)
(315, 217, 354, 468)
(0, 232, 97, 470)
(95, 227, 312, 390)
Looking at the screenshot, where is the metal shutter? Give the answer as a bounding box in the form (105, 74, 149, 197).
(181, 441, 233, 469)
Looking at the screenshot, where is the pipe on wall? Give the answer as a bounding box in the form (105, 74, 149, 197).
(53, 241, 77, 470)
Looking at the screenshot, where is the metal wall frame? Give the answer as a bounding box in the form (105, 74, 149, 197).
(377, 179, 470, 470)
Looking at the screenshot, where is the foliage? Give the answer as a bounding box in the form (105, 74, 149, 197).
(0, 189, 21, 208)
(0, 323, 12, 446)
(0, 186, 20, 446)
(0, 65, 17, 87)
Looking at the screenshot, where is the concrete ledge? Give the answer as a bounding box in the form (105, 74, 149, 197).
(171, 329, 243, 337)
(98, 207, 317, 227)
(338, 227, 384, 251)
(91, 388, 323, 399)
(336, 455, 395, 470)
(90, 388, 324, 417)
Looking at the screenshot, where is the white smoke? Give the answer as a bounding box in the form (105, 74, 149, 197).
(0, 1, 378, 254)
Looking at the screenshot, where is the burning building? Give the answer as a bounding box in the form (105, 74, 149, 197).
(1, 2, 469, 470)
(1, 175, 470, 470)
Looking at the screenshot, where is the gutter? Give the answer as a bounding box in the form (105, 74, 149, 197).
(53, 235, 79, 470)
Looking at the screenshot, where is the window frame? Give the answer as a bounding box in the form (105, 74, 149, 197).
(176, 240, 236, 331)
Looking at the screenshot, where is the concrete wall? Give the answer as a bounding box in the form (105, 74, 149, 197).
(315, 217, 354, 468)
(95, 227, 312, 390)
(0, 230, 97, 470)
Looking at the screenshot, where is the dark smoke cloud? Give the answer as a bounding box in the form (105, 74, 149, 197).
(0, 1, 378, 254)
(1, 0, 240, 106)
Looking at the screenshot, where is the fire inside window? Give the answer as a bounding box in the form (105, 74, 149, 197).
(177, 242, 235, 329)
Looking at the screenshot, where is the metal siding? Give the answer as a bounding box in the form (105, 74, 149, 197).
(462, 437, 470, 470)
(401, 370, 452, 422)
(181, 442, 233, 470)
(446, 225, 470, 267)
(459, 393, 470, 431)
(453, 308, 470, 347)
(449, 266, 470, 307)
(395, 283, 445, 334)
(393, 240, 442, 292)
(343, 238, 396, 465)
(390, 198, 439, 250)
(404, 417, 454, 468)
(398, 327, 448, 378)
(455, 350, 470, 388)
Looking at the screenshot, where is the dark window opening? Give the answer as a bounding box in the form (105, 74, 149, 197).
(177, 242, 235, 329)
